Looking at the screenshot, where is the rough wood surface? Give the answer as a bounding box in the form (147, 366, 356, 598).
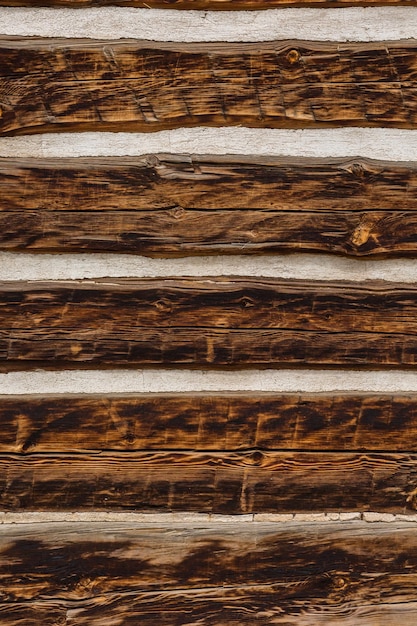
(2, 278, 417, 369)
(3, 156, 417, 257)
(0, 450, 416, 512)
(0, 521, 416, 625)
(2, 393, 417, 453)
(3, 39, 417, 135)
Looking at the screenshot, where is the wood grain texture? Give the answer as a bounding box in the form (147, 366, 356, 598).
(3, 39, 417, 135)
(0, 450, 417, 512)
(2, 278, 417, 369)
(0, 520, 417, 624)
(2, 393, 417, 453)
(4, 156, 417, 257)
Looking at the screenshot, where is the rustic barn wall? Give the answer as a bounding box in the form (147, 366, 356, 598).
(1, 1, 417, 623)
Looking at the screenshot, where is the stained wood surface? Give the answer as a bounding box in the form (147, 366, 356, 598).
(0, 520, 417, 624)
(3, 39, 417, 135)
(4, 156, 417, 257)
(2, 393, 417, 512)
(2, 278, 417, 369)
(1, 450, 417, 512)
(2, 393, 417, 453)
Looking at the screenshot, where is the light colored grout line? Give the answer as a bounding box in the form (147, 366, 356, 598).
(3, 368, 417, 394)
(2, 128, 417, 160)
(0, 6, 416, 41)
(1, 252, 417, 282)
(0, 511, 414, 525)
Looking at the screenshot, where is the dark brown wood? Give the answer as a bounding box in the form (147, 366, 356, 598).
(2, 393, 417, 453)
(4, 156, 417, 257)
(1, 0, 416, 8)
(5, 156, 417, 212)
(2, 39, 417, 135)
(2, 278, 417, 369)
(0, 520, 416, 626)
(0, 450, 416, 512)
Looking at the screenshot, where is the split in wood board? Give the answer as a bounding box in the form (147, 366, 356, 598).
(2, 278, 417, 368)
(0, 392, 417, 513)
(2, 156, 417, 257)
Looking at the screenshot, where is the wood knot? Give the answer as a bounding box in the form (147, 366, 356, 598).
(154, 299, 172, 312)
(70, 344, 82, 356)
(406, 487, 417, 509)
(348, 162, 366, 178)
(333, 576, 348, 590)
(240, 296, 255, 308)
(146, 155, 160, 167)
(350, 213, 379, 248)
(171, 206, 186, 219)
(251, 450, 264, 465)
(286, 49, 300, 64)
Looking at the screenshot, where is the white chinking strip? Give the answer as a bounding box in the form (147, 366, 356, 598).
(1, 511, 417, 525)
(2, 369, 417, 394)
(0, 6, 417, 41)
(1, 129, 417, 160)
(1, 252, 417, 282)
(2, 511, 417, 525)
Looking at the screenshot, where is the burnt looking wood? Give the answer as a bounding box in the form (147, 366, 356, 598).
(2, 39, 417, 135)
(3, 156, 417, 257)
(2, 393, 417, 512)
(2, 393, 417, 513)
(1, 451, 417, 512)
(2, 393, 417, 453)
(0, 521, 416, 624)
(3, 278, 417, 369)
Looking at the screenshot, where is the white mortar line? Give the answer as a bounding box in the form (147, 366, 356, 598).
(1, 129, 417, 160)
(0, 6, 416, 41)
(0, 252, 415, 282)
(3, 369, 417, 394)
(0, 511, 415, 525)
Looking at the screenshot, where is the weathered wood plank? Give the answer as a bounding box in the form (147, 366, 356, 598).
(2, 39, 417, 135)
(2, 278, 417, 369)
(0, 520, 417, 626)
(2, 394, 417, 453)
(2, 589, 417, 626)
(0, 451, 416, 512)
(4, 208, 417, 257)
(3, 156, 417, 257)
(5, 156, 417, 213)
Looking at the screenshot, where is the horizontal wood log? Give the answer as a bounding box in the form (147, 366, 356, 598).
(4, 156, 417, 257)
(4, 590, 416, 626)
(0, 451, 416, 512)
(3, 394, 417, 453)
(3, 278, 417, 369)
(3, 39, 417, 135)
(0, 521, 416, 626)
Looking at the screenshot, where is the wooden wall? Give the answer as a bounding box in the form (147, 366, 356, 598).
(1, 0, 417, 623)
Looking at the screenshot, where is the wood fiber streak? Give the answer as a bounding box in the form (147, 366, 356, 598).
(0, 451, 416, 512)
(2, 394, 417, 453)
(3, 278, 417, 368)
(1, 0, 417, 7)
(0, 521, 417, 626)
(3, 156, 417, 257)
(3, 39, 417, 135)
